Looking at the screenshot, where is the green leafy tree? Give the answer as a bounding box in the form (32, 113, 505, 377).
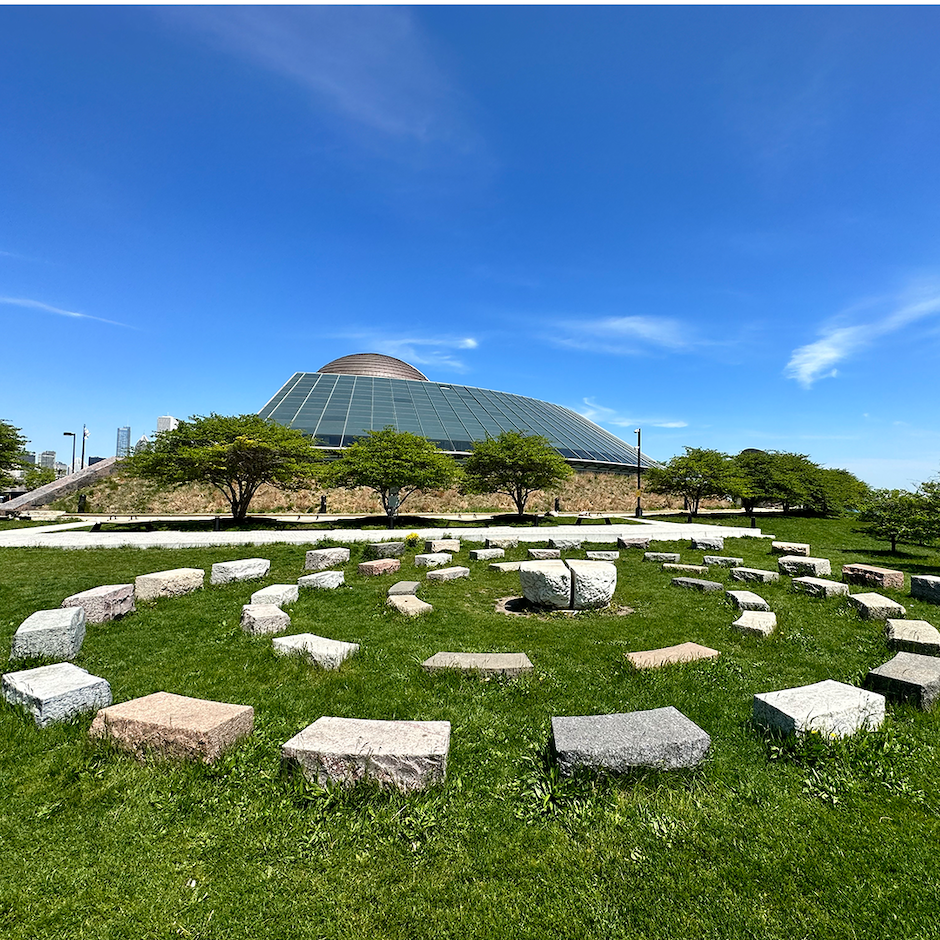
(460, 430, 574, 518)
(645, 447, 737, 515)
(324, 427, 459, 528)
(804, 466, 869, 516)
(22, 464, 55, 490)
(732, 449, 781, 514)
(855, 488, 938, 552)
(126, 414, 323, 522)
(0, 419, 28, 487)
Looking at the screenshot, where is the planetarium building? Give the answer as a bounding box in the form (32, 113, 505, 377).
(260, 353, 655, 473)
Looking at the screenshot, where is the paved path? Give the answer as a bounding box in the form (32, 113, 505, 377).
(0, 519, 773, 550)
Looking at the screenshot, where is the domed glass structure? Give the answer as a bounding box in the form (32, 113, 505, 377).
(260, 354, 656, 472)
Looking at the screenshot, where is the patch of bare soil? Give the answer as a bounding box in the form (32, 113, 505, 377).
(494, 596, 634, 617)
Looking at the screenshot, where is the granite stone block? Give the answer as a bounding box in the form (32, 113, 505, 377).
(357, 559, 401, 577)
(732, 610, 777, 637)
(847, 592, 906, 620)
(469, 548, 504, 561)
(586, 551, 620, 560)
(272, 633, 359, 668)
(672, 577, 724, 592)
(388, 581, 421, 596)
(519, 560, 571, 609)
(241, 603, 291, 635)
(777, 555, 832, 578)
(691, 536, 724, 551)
(298, 570, 345, 590)
(865, 652, 940, 709)
(426, 566, 470, 582)
(250, 584, 299, 607)
(885, 619, 940, 655)
(61, 584, 134, 623)
(362, 542, 405, 559)
(135, 568, 204, 601)
(753, 679, 884, 738)
(422, 651, 533, 677)
(626, 642, 719, 669)
(489, 561, 523, 572)
(644, 552, 680, 563)
(387, 595, 433, 616)
(703, 556, 743, 568)
(841, 564, 904, 590)
(726, 590, 770, 612)
(549, 538, 583, 551)
(663, 563, 709, 575)
(791, 577, 849, 598)
(730, 567, 780, 584)
(911, 575, 940, 605)
(527, 548, 560, 560)
(772, 541, 810, 556)
(486, 537, 519, 549)
(414, 553, 451, 568)
(210, 558, 271, 584)
(425, 539, 460, 553)
(2, 663, 112, 727)
(304, 548, 351, 571)
(618, 537, 651, 550)
(567, 559, 617, 609)
(10, 608, 86, 661)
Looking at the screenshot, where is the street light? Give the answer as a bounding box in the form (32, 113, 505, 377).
(80, 425, 88, 470)
(635, 428, 642, 518)
(63, 431, 76, 474)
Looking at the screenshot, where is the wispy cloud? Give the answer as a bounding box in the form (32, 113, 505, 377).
(548, 314, 717, 357)
(0, 297, 133, 329)
(577, 398, 687, 430)
(331, 333, 479, 374)
(785, 287, 940, 388)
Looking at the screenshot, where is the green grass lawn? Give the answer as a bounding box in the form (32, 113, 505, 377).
(2, 518, 940, 939)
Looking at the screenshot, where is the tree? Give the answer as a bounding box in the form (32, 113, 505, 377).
(324, 427, 459, 528)
(803, 466, 869, 516)
(0, 419, 28, 487)
(460, 430, 574, 518)
(645, 447, 736, 515)
(22, 464, 55, 490)
(125, 414, 323, 522)
(855, 488, 938, 552)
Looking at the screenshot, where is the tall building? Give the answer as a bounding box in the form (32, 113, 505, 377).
(23, 451, 36, 466)
(134, 435, 150, 454)
(157, 415, 179, 433)
(116, 426, 131, 458)
(39, 451, 56, 470)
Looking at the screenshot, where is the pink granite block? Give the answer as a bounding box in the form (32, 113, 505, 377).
(626, 642, 720, 669)
(358, 558, 401, 577)
(841, 564, 904, 590)
(62, 584, 135, 623)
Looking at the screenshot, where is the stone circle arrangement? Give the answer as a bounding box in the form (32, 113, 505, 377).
(4, 532, 940, 794)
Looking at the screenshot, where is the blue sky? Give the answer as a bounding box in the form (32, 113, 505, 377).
(2, 5, 939, 487)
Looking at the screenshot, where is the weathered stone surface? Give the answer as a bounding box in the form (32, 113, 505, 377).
(626, 642, 719, 669)
(567, 560, 617, 610)
(422, 651, 533, 677)
(528, 548, 560, 560)
(90, 692, 254, 762)
(732, 610, 777, 638)
(703, 556, 743, 568)
(644, 552, 680, 563)
(549, 538, 583, 551)
(298, 570, 345, 590)
(726, 590, 770, 612)
(552, 707, 710, 774)
(772, 541, 810, 556)
(210, 558, 270, 585)
(865, 652, 940, 709)
(135, 568, 204, 601)
(586, 551, 620, 560)
(388, 581, 421, 596)
(911, 575, 940, 605)
(10, 608, 86, 661)
(885, 619, 940, 655)
(791, 577, 849, 598)
(672, 577, 724, 592)
(848, 592, 906, 620)
(2, 663, 111, 727)
(362, 542, 405, 559)
(425, 539, 460, 553)
(304, 547, 351, 571)
(841, 563, 904, 590)
(250, 584, 299, 607)
(469, 548, 504, 561)
(414, 553, 451, 568)
(490, 561, 523, 572)
(753, 679, 884, 738)
(730, 567, 780, 584)
(61, 584, 135, 623)
(357, 559, 401, 577)
(241, 603, 291, 635)
(387, 595, 433, 616)
(691, 536, 724, 551)
(282, 716, 450, 791)
(618, 537, 651, 550)
(663, 563, 709, 575)
(426, 566, 470, 582)
(777, 555, 831, 578)
(486, 537, 518, 549)
(519, 560, 571, 609)
(272, 633, 360, 668)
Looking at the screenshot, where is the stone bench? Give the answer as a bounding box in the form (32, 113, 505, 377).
(885, 619, 940, 655)
(387, 595, 433, 616)
(771, 541, 810, 556)
(11, 608, 86, 660)
(357, 559, 401, 577)
(388, 581, 420, 596)
(519, 560, 616, 610)
(847, 592, 906, 620)
(552, 707, 710, 773)
(250, 584, 298, 607)
(663, 563, 708, 575)
(241, 603, 290, 635)
(282, 716, 451, 791)
(911, 575, 940, 605)
(691, 536, 724, 551)
(753, 679, 884, 738)
(414, 553, 451, 568)
(841, 564, 904, 590)
(426, 566, 470, 582)
(272, 633, 359, 668)
(549, 538, 582, 551)
(298, 570, 345, 590)
(703, 556, 743, 568)
(777, 555, 831, 578)
(791, 577, 849, 598)
(527, 548, 560, 560)
(135, 568, 204, 601)
(732, 611, 777, 638)
(425, 539, 460, 553)
(671, 577, 724, 592)
(90, 692, 254, 763)
(304, 547, 351, 571)
(726, 590, 770, 612)
(422, 652, 533, 677)
(865, 652, 940, 709)
(469, 548, 504, 561)
(618, 537, 651, 550)
(362, 542, 405, 560)
(489, 561, 522, 572)
(626, 642, 719, 669)
(210, 558, 271, 585)
(586, 551, 619, 561)
(62, 584, 134, 623)
(2, 663, 111, 727)
(644, 552, 680, 563)
(486, 537, 518, 549)
(730, 567, 779, 584)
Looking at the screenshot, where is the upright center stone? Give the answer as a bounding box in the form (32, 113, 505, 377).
(518, 559, 616, 610)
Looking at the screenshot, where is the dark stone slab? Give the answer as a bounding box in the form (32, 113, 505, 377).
(865, 652, 940, 709)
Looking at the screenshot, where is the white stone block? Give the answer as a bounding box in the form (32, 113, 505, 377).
(425, 539, 460, 553)
(791, 577, 849, 598)
(272, 633, 359, 668)
(528, 548, 560, 560)
(549, 538, 583, 551)
(885, 619, 940, 655)
(10, 608, 86, 660)
(644, 552, 680, 563)
(422, 651, 533, 677)
(250, 584, 299, 607)
(778, 555, 831, 578)
(586, 551, 620, 560)
(753, 679, 885, 738)
(387, 595, 433, 616)
(210, 558, 271, 585)
(567, 559, 617, 610)
(426, 566, 470, 582)
(772, 541, 810, 556)
(730, 567, 780, 584)
(691, 536, 724, 551)
(2, 663, 112, 727)
(304, 547, 351, 571)
(732, 610, 777, 637)
(490, 561, 523, 572)
(469, 548, 504, 561)
(848, 592, 906, 621)
(61, 584, 134, 623)
(726, 590, 770, 612)
(297, 570, 345, 590)
(486, 537, 518, 549)
(519, 560, 571, 609)
(241, 603, 290, 635)
(135, 568, 204, 601)
(415, 553, 452, 568)
(703, 556, 743, 568)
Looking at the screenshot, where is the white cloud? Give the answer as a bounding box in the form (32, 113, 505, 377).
(0, 297, 132, 329)
(554, 315, 693, 356)
(577, 398, 687, 430)
(331, 332, 479, 374)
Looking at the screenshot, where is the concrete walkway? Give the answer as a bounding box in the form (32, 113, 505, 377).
(0, 518, 773, 550)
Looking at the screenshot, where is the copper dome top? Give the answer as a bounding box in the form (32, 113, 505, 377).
(317, 353, 429, 381)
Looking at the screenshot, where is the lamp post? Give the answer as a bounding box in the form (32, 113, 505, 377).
(63, 431, 76, 475)
(80, 425, 88, 470)
(634, 428, 642, 518)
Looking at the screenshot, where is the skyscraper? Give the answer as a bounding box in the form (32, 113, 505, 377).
(116, 426, 131, 458)
(157, 416, 179, 433)
(40, 451, 56, 469)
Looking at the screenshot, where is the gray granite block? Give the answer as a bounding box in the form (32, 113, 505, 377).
(250, 584, 299, 607)
(618, 537, 651, 550)
(911, 575, 940, 605)
(841, 564, 904, 590)
(528, 548, 560, 560)
(644, 552, 680, 563)
(388, 581, 421, 596)
(663, 563, 709, 575)
(865, 652, 940, 709)
(552, 707, 710, 774)
(753, 679, 885, 738)
(519, 560, 571, 608)
(726, 590, 770, 612)
(730, 567, 780, 584)
(298, 570, 345, 590)
(61, 584, 135, 623)
(490, 561, 523, 572)
(691, 536, 724, 551)
(703, 556, 743, 568)
(791, 577, 849, 598)
(426, 566, 470, 582)
(387, 595, 433, 616)
(586, 550, 620, 560)
(568, 560, 617, 609)
(549, 538, 583, 551)
(732, 610, 777, 638)
(672, 577, 724, 592)
(885, 619, 940, 655)
(362, 542, 405, 559)
(847, 592, 906, 620)
(469, 548, 505, 561)
(210, 558, 271, 584)
(486, 537, 519, 549)
(10, 608, 86, 661)
(304, 547, 351, 571)
(272, 633, 359, 668)
(135, 568, 204, 601)
(425, 539, 460, 553)
(626, 642, 719, 669)
(2, 663, 112, 727)
(777, 555, 832, 578)
(282, 716, 450, 791)
(772, 541, 810, 556)
(422, 651, 533, 677)
(414, 553, 451, 568)
(241, 603, 291, 635)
